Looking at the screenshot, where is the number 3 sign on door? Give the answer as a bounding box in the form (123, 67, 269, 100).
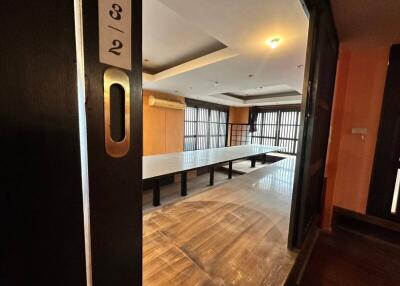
(99, 0, 132, 70)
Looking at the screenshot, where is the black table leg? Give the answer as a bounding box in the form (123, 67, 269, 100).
(262, 154, 267, 164)
(251, 157, 256, 168)
(209, 165, 215, 186)
(153, 179, 160, 206)
(181, 171, 187, 196)
(228, 161, 233, 179)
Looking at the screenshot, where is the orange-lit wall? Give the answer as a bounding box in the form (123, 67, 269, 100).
(229, 107, 249, 124)
(322, 45, 389, 229)
(228, 107, 249, 146)
(143, 90, 185, 155)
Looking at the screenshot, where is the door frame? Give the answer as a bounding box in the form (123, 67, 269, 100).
(81, 0, 143, 284)
(288, 0, 339, 249)
(367, 44, 400, 222)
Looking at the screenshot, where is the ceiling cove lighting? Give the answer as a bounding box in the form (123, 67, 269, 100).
(266, 37, 281, 49)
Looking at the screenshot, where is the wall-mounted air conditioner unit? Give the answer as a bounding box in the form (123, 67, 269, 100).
(148, 95, 186, 110)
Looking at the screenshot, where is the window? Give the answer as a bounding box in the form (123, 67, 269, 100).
(276, 110, 301, 154)
(252, 110, 279, 147)
(253, 107, 300, 154)
(184, 102, 228, 151)
(229, 106, 301, 155)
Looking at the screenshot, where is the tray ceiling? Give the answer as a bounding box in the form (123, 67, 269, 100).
(143, 0, 309, 107)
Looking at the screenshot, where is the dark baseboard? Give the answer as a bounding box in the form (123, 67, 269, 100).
(332, 206, 400, 246)
(285, 216, 321, 286)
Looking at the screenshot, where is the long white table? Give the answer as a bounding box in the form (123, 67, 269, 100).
(143, 144, 282, 206)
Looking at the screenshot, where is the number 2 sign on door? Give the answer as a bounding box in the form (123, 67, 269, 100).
(99, 0, 131, 70)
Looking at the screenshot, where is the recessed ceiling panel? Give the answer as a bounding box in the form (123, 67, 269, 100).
(143, 0, 226, 74)
(232, 84, 296, 96)
(143, 0, 309, 107)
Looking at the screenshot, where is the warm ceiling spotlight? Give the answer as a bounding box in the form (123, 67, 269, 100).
(266, 38, 281, 49)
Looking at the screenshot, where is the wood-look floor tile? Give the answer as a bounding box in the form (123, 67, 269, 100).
(143, 158, 297, 286)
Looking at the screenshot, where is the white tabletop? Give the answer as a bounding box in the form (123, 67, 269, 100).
(143, 144, 282, 179)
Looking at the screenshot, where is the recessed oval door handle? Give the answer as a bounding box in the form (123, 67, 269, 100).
(104, 67, 130, 158)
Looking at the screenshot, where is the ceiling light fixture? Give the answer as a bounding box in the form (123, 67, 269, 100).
(266, 37, 281, 49)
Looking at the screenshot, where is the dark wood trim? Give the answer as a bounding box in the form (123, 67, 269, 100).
(285, 216, 321, 285)
(367, 44, 400, 222)
(332, 206, 400, 246)
(300, 0, 339, 43)
(225, 110, 230, 146)
(257, 104, 301, 111)
(301, 0, 340, 38)
(289, 0, 339, 249)
(195, 106, 199, 149)
(185, 98, 229, 112)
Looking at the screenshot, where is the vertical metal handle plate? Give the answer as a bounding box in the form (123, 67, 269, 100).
(104, 67, 130, 158)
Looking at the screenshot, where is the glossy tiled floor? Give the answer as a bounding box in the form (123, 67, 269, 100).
(143, 158, 297, 286)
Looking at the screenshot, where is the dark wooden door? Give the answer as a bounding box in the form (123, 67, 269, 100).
(1, 0, 143, 285)
(367, 44, 400, 222)
(82, 0, 143, 285)
(1, 1, 87, 285)
(289, 0, 339, 248)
